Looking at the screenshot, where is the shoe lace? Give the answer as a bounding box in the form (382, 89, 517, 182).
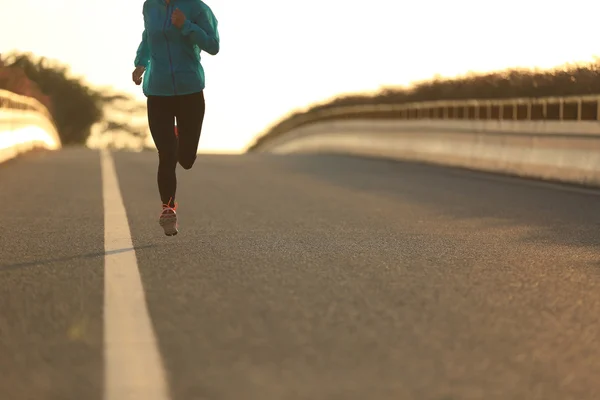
(160, 197, 178, 216)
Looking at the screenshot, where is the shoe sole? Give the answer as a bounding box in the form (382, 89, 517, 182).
(159, 214, 178, 236)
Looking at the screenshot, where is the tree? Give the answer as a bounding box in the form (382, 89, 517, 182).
(248, 59, 600, 150)
(0, 52, 147, 145)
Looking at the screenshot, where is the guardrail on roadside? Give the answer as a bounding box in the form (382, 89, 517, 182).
(249, 93, 600, 188)
(0, 88, 61, 163)
(250, 93, 600, 149)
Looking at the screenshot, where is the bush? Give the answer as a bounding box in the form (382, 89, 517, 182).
(248, 59, 600, 151)
(0, 52, 146, 145)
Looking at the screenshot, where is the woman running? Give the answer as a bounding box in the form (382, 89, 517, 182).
(132, 0, 220, 236)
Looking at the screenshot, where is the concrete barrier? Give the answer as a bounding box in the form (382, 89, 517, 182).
(0, 89, 61, 164)
(254, 118, 600, 187)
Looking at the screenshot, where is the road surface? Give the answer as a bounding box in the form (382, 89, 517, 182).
(2, 147, 600, 400)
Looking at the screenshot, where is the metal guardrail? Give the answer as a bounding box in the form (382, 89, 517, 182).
(0, 88, 54, 121)
(0, 88, 62, 161)
(312, 94, 600, 121)
(253, 93, 600, 149)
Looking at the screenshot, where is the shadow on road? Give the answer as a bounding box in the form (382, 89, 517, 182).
(272, 153, 600, 250)
(0, 244, 157, 271)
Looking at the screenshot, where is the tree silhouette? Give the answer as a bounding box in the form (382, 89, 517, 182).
(249, 58, 600, 150)
(0, 52, 147, 145)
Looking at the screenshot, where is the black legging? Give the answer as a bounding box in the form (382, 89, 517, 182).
(147, 91, 205, 207)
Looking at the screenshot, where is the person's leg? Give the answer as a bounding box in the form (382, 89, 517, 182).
(174, 91, 206, 170)
(147, 95, 178, 207)
(147, 95, 179, 236)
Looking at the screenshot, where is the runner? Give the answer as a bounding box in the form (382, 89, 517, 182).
(132, 0, 220, 236)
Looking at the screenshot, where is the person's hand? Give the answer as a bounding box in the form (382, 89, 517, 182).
(172, 8, 186, 28)
(132, 66, 145, 85)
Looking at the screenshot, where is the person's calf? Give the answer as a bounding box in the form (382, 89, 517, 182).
(178, 154, 197, 170)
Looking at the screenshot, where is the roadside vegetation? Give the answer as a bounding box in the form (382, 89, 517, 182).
(247, 58, 600, 150)
(0, 52, 146, 146)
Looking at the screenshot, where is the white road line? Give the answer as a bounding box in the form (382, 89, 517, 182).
(101, 149, 171, 400)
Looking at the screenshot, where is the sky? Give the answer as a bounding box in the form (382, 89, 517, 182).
(1, 0, 600, 153)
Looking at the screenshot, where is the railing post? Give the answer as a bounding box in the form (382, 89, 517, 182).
(559, 99, 564, 120)
(543, 101, 547, 119)
(577, 99, 582, 121)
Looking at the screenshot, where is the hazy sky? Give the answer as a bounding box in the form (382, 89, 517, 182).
(1, 0, 599, 153)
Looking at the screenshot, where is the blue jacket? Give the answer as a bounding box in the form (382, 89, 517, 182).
(134, 0, 220, 97)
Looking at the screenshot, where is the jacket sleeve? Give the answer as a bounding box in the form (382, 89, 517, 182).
(180, 5, 220, 55)
(134, 30, 150, 67)
(134, 2, 150, 67)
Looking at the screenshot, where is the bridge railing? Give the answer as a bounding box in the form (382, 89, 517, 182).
(315, 94, 600, 121)
(0, 88, 61, 163)
(251, 92, 600, 188)
(255, 93, 600, 147)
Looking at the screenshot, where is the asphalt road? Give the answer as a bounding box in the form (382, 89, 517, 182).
(2, 147, 600, 400)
